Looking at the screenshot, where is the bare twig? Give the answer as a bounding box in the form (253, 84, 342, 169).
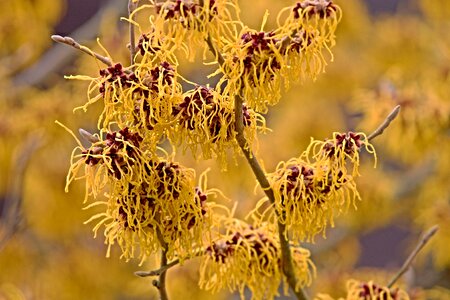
(155, 247, 170, 300)
(135, 259, 181, 277)
(51, 35, 112, 67)
(387, 225, 439, 288)
(205, 35, 225, 66)
(367, 105, 401, 141)
(135, 247, 205, 277)
(128, 0, 139, 68)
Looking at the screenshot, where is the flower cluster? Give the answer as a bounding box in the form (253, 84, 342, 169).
(267, 132, 375, 241)
(73, 53, 265, 167)
(72, 59, 182, 147)
(58, 0, 352, 296)
(218, 0, 341, 112)
(66, 127, 213, 263)
(170, 85, 262, 166)
(145, 0, 238, 60)
(316, 280, 410, 300)
(344, 280, 409, 300)
(199, 220, 315, 300)
(292, 0, 340, 19)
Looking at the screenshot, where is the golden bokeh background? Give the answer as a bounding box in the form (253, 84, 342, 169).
(1, 0, 449, 299)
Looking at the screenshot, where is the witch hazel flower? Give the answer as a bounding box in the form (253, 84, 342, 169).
(145, 0, 239, 60)
(199, 220, 315, 300)
(266, 132, 376, 241)
(64, 126, 215, 264)
(170, 85, 266, 168)
(218, 0, 341, 113)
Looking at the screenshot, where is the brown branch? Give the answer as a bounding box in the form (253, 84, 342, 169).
(135, 258, 180, 277)
(0, 133, 44, 252)
(152, 229, 169, 300)
(205, 34, 308, 300)
(387, 225, 439, 288)
(128, 0, 139, 68)
(135, 248, 205, 277)
(205, 35, 225, 67)
(367, 105, 401, 141)
(51, 35, 113, 67)
(234, 94, 309, 300)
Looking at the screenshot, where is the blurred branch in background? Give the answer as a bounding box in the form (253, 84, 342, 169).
(0, 133, 44, 252)
(12, 0, 127, 91)
(388, 225, 439, 288)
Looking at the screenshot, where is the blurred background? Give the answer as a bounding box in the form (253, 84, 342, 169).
(1, 0, 449, 299)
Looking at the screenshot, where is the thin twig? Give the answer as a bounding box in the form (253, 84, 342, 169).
(135, 248, 205, 277)
(367, 105, 401, 141)
(0, 133, 44, 252)
(205, 35, 225, 66)
(128, 0, 139, 68)
(387, 225, 439, 288)
(51, 35, 112, 67)
(135, 259, 180, 277)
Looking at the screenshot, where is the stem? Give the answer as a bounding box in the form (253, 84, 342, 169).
(128, 0, 139, 68)
(157, 248, 170, 300)
(387, 225, 439, 288)
(135, 248, 205, 277)
(204, 31, 308, 300)
(135, 259, 181, 277)
(367, 105, 401, 141)
(51, 35, 112, 67)
(153, 229, 170, 300)
(206, 35, 225, 66)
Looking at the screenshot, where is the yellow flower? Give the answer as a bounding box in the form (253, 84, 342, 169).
(218, 0, 341, 113)
(65, 127, 213, 263)
(316, 280, 410, 300)
(146, 0, 239, 60)
(344, 280, 409, 300)
(199, 220, 315, 300)
(171, 85, 266, 168)
(306, 132, 376, 178)
(267, 132, 376, 241)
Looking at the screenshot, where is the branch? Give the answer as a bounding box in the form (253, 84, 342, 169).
(135, 259, 181, 277)
(205, 35, 225, 66)
(387, 225, 439, 288)
(205, 35, 308, 300)
(151, 229, 169, 300)
(127, 0, 139, 68)
(135, 247, 205, 277)
(0, 133, 44, 251)
(367, 105, 401, 142)
(51, 35, 112, 67)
